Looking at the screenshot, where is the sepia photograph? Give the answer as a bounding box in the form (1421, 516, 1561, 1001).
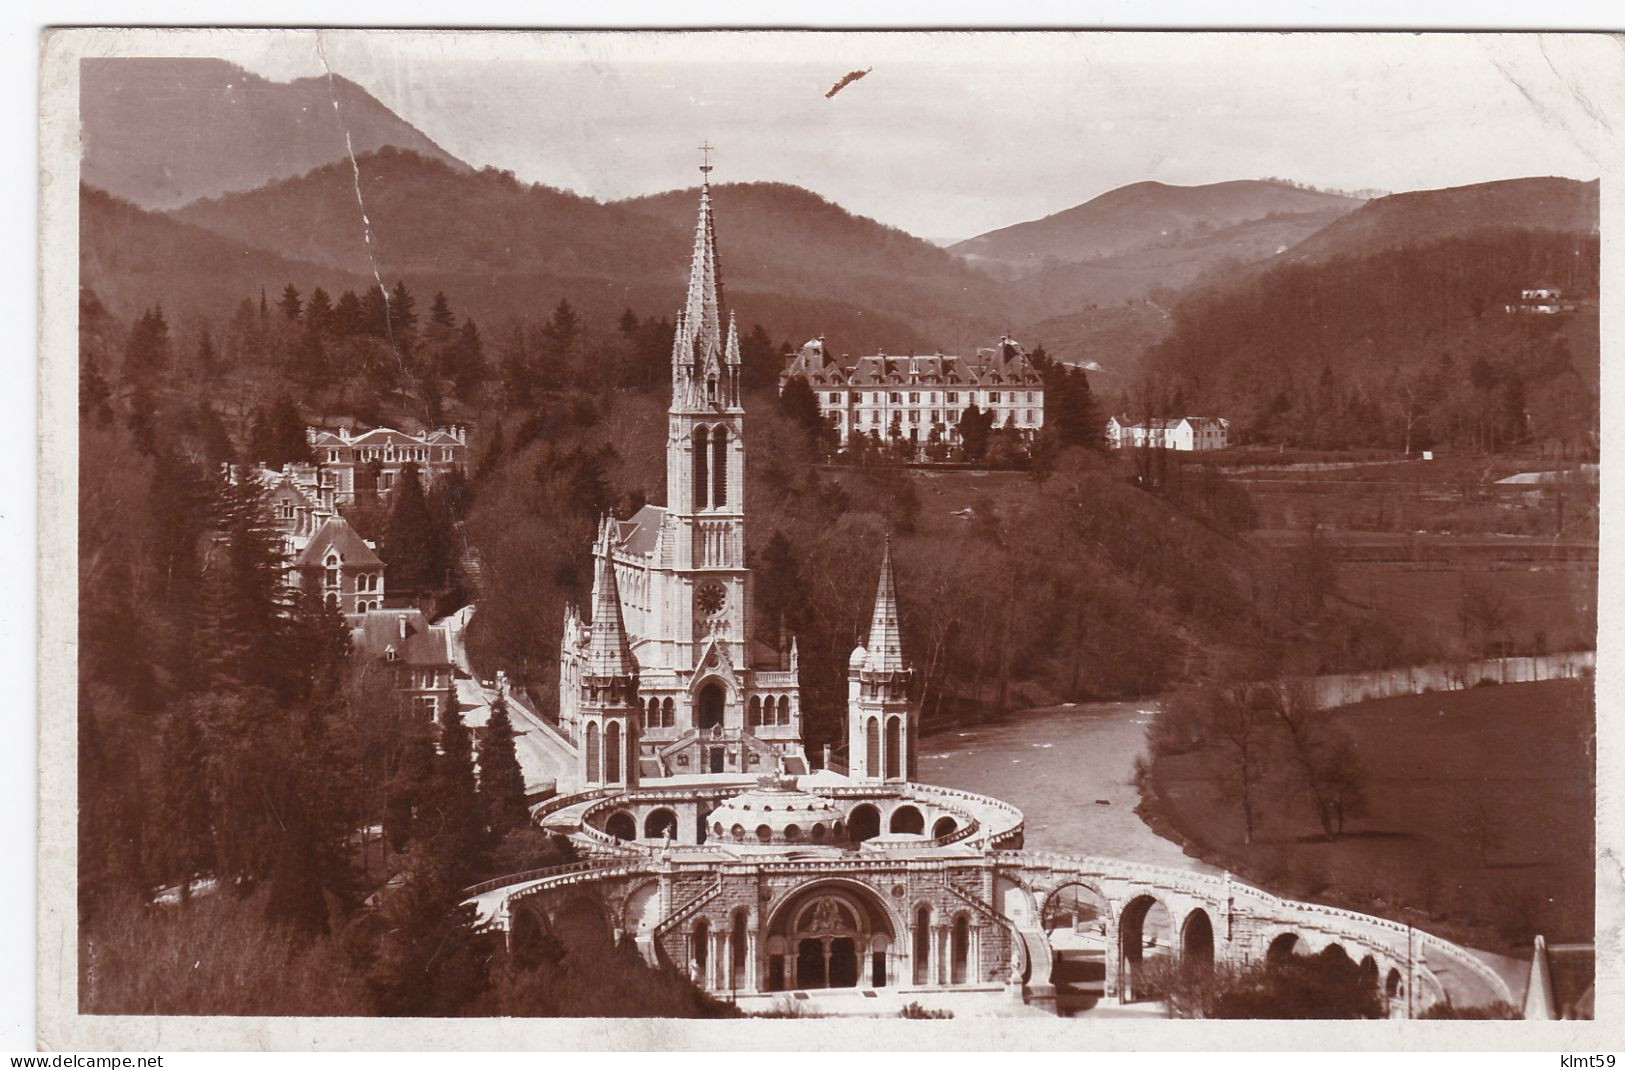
(32, 24, 1621, 1050)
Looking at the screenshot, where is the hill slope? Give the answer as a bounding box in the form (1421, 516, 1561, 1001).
(81, 58, 469, 210)
(951, 179, 1362, 270)
(167, 152, 1007, 352)
(1278, 177, 1599, 266)
(80, 184, 372, 325)
(619, 182, 1011, 350)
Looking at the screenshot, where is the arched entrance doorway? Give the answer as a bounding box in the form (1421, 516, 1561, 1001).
(698, 681, 725, 731)
(765, 881, 896, 992)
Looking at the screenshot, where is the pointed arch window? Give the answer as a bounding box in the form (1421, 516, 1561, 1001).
(866, 717, 881, 777)
(586, 721, 601, 783)
(605, 721, 622, 783)
(693, 426, 710, 510)
(712, 426, 728, 507)
(885, 716, 902, 779)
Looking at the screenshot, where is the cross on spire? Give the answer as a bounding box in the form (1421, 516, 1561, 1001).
(699, 140, 715, 174)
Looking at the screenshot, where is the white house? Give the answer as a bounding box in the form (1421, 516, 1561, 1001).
(1106, 415, 1230, 451)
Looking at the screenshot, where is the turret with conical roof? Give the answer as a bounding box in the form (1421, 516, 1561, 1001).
(847, 534, 915, 781)
(863, 533, 907, 674)
(585, 518, 637, 682)
(578, 517, 639, 787)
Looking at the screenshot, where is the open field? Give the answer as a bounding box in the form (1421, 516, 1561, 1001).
(1142, 678, 1595, 955)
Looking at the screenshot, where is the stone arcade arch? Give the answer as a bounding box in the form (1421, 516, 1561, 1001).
(932, 816, 958, 838)
(765, 880, 897, 992)
(644, 807, 678, 840)
(1118, 894, 1174, 1003)
(847, 803, 881, 844)
(1181, 909, 1215, 971)
(889, 805, 925, 835)
(912, 904, 933, 985)
(605, 810, 637, 842)
(950, 913, 971, 984)
(1267, 932, 1302, 965)
(1041, 880, 1112, 994)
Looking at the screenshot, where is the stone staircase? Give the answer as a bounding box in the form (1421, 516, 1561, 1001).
(654, 875, 724, 942)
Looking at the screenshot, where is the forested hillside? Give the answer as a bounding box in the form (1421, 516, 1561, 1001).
(952, 179, 1361, 269)
(163, 152, 1000, 354)
(1141, 227, 1599, 455)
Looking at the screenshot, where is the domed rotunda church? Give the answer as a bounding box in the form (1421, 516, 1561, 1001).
(470, 159, 1515, 1019)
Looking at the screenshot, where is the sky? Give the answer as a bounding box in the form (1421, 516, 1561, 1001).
(105, 30, 1624, 242)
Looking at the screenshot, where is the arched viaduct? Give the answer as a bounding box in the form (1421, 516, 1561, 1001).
(465, 846, 1512, 1016)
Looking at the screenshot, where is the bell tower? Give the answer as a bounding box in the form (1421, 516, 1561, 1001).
(847, 536, 915, 781)
(666, 146, 749, 665)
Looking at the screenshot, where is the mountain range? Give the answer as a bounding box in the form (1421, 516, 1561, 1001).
(80, 58, 468, 210)
(76, 58, 1601, 392)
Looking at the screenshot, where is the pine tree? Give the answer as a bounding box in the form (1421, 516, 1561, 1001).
(427, 291, 456, 334)
(428, 682, 481, 882)
(153, 705, 213, 897)
(195, 324, 219, 382)
(388, 281, 418, 342)
(477, 697, 529, 838)
(305, 287, 333, 337)
(332, 290, 366, 337)
(384, 703, 434, 853)
(278, 284, 303, 322)
(380, 462, 447, 597)
(79, 357, 113, 426)
(755, 530, 807, 640)
(196, 476, 293, 694)
(362, 286, 390, 339)
(453, 319, 487, 400)
(499, 324, 536, 408)
(122, 305, 171, 383)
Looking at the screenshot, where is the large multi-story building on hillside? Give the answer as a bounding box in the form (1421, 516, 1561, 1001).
(780, 337, 1045, 448)
(306, 425, 471, 505)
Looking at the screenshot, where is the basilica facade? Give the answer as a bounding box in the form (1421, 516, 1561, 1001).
(557, 166, 806, 786)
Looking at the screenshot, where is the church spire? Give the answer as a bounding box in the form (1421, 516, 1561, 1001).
(586, 520, 636, 679)
(673, 144, 725, 402)
(864, 533, 907, 673)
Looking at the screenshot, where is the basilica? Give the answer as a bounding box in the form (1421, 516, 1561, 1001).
(492, 162, 1511, 1018)
(556, 160, 812, 786)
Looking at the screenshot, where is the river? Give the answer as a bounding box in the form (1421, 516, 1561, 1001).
(917, 699, 1216, 874)
(916, 651, 1592, 870)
